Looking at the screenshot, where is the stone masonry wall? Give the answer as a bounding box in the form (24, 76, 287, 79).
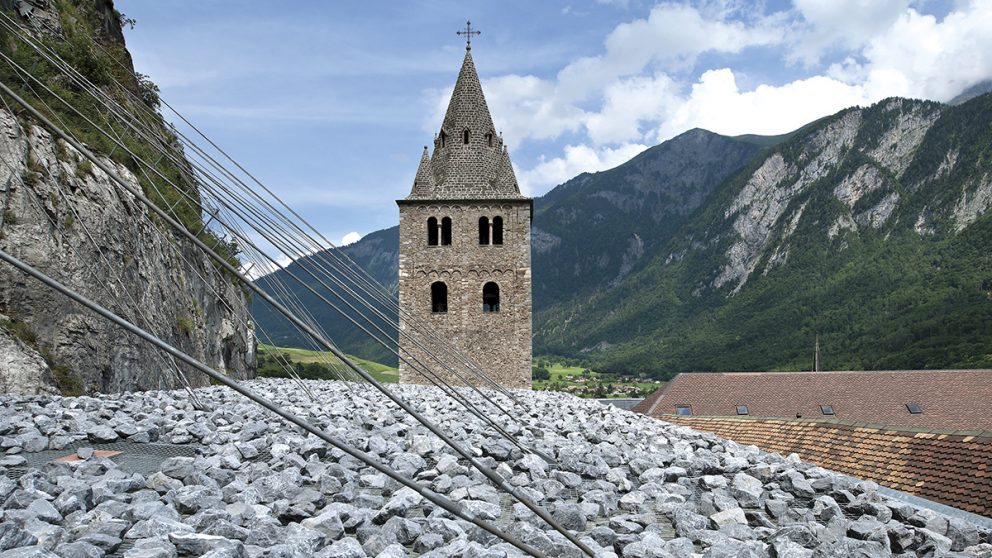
(397, 200, 531, 389)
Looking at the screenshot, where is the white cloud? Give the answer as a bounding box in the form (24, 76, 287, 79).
(791, 0, 912, 64)
(656, 69, 873, 141)
(584, 74, 678, 144)
(517, 143, 648, 196)
(341, 231, 362, 246)
(555, 3, 786, 103)
(849, 3, 992, 101)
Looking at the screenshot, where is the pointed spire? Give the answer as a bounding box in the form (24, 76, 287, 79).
(404, 48, 526, 201)
(440, 49, 495, 141)
(409, 146, 434, 197)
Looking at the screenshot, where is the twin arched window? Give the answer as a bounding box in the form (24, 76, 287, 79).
(429, 281, 500, 314)
(478, 216, 503, 245)
(427, 217, 452, 246)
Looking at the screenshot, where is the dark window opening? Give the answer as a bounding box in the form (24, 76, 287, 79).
(820, 405, 835, 416)
(427, 217, 438, 246)
(440, 217, 452, 245)
(439, 131, 446, 147)
(463, 130, 470, 144)
(906, 403, 923, 414)
(479, 216, 490, 245)
(736, 405, 749, 416)
(486, 133, 493, 147)
(482, 282, 500, 313)
(675, 405, 692, 416)
(431, 282, 447, 313)
(492, 216, 503, 245)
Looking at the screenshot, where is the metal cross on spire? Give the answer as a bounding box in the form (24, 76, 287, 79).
(456, 20, 480, 50)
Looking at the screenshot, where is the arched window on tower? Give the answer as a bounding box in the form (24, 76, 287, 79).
(492, 216, 504, 245)
(486, 133, 493, 147)
(427, 217, 438, 246)
(439, 130, 447, 147)
(463, 130, 470, 144)
(431, 282, 448, 313)
(479, 216, 490, 245)
(440, 217, 452, 245)
(482, 282, 500, 313)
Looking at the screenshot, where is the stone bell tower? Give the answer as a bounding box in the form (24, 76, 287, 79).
(396, 40, 532, 390)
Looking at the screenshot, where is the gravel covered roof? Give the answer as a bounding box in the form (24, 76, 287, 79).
(1, 379, 991, 557)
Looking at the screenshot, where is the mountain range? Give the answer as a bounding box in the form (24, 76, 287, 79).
(253, 93, 992, 378)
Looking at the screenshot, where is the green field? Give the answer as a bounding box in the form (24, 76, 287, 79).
(532, 361, 663, 398)
(257, 344, 398, 384)
(257, 345, 661, 398)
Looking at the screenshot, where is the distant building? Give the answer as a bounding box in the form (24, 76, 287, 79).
(635, 370, 992, 519)
(396, 43, 532, 389)
(634, 369, 992, 430)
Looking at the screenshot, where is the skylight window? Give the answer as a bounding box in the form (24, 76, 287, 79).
(906, 403, 923, 414)
(736, 405, 749, 415)
(675, 405, 692, 416)
(820, 405, 835, 416)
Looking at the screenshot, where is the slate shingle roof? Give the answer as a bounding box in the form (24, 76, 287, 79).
(632, 369, 992, 431)
(404, 48, 524, 201)
(663, 415, 992, 518)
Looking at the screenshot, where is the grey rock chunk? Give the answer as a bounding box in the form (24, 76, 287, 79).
(301, 511, 345, 541)
(709, 508, 747, 529)
(552, 502, 586, 531)
(86, 426, 118, 443)
(167, 533, 243, 557)
(730, 472, 763, 507)
(0, 547, 61, 558)
(52, 542, 103, 558)
(380, 517, 421, 545)
(847, 515, 887, 545)
(620, 532, 672, 558)
(26, 500, 62, 525)
(772, 538, 813, 558)
(315, 537, 366, 558)
(0, 523, 38, 552)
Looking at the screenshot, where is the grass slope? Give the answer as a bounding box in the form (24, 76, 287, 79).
(258, 344, 398, 384)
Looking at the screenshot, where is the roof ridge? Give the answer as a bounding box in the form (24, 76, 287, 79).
(661, 414, 992, 438)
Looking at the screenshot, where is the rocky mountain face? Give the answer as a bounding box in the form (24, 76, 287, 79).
(0, 1, 255, 394)
(539, 95, 992, 376)
(532, 129, 764, 310)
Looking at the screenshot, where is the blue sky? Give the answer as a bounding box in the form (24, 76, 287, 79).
(117, 0, 992, 247)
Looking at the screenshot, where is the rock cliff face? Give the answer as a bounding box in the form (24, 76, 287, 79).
(0, 109, 254, 394)
(0, 0, 254, 394)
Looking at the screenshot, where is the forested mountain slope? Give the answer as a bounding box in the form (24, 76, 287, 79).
(537, 95, 992, 377)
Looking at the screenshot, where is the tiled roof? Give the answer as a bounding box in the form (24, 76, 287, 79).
(632, 369, 992, 430)
(663, 415, 992, 518)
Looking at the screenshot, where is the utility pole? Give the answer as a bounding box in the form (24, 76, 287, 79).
(814, 334, 821, 372)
